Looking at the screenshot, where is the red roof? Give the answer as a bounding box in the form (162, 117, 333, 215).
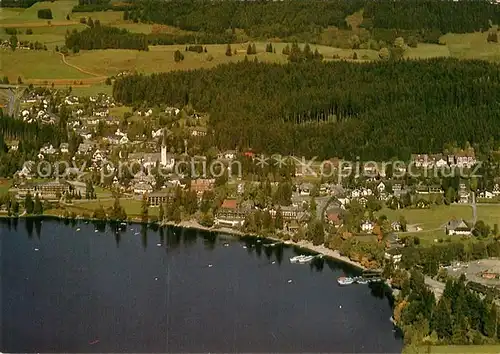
(326, 212, 340, 223)
(221, 199, 238, 209)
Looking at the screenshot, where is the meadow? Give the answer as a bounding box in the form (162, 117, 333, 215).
(0, 0, 77, 25)
(2, 3, 500, 96)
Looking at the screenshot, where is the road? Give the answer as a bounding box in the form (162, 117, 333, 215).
(291, 194, 330, 220)
(424, 276, 445, 299)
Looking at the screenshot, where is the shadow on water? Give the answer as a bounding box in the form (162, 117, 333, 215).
(25, 218, 33, 239)
(34, 218, 42, 239)
(141, 224, 148, 249)
(183, 227, 198, 246)
(202, 230, 216, 250)
(166, 226, 181, 249)
(12, 217, 17, 231)
(159, 227, 165, 246)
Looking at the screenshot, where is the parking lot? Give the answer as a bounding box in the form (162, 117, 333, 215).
(446, 259, 500, 287)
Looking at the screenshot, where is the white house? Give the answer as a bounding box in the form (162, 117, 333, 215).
(60, 143, 69, 154)
(435, 158, 448, 168)
(119, 136, 129, 145)
(376, 182, 386, 193)
(40, 144, 56, 155)
(361, 221, 374, 233)
(446, 219, 472, 236)
(478, 190, 493, 199)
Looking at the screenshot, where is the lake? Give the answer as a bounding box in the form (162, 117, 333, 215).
(1, 218, 403, 353)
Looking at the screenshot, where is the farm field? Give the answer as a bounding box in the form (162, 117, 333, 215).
(0, 0, 77, 25)
(0, 50, 94, 82)
(379, 204, 500, 243)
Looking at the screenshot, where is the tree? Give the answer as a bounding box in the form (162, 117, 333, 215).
(473, 220, 490, 238)
(307, 219, 325, 245)
(487, 32, 498, 43)
(352, 51, 358, 60)
(123, 10, 129, 21)
(309, 197, 317, 214)
(105, 77, 112, 85)
(17, 76, 23, 84)
(225, 43, 232, 56)
(159, 203, 164, 221)
(33, 195, 43, 215)
(445, 186, 456, 205)
(247, 43, 253, 55)
(12, 200, 19, 216)
(9, 35, 17, 51)
(141, 194, 149, 223)
(66, 14, 70, 21)
(25, 192, 34, 214)
(26, 28, 33, 35)
(92, 205, 106, 220)
(379, 47, 390, 60)
(37, 8, 53, 19)
(275, 206, 284, 230)
(432, 298, 453, 340)
(174, 50, 184, 62)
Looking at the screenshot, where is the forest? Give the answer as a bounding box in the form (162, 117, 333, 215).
(113, 59, 500, 161)
(65, 23, 148, 51)
(363, 0, 500, 34)
(0, 0, 38, 8)
(0, 111, 64, 177)
(72, 0, 134, 12)
(123, 0, 500, 43)
(396, 270, 500, 347)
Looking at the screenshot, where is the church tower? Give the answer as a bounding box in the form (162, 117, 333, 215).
(160, 130, 167, 166)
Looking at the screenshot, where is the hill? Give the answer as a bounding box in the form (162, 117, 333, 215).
(113, 58, 500, 161)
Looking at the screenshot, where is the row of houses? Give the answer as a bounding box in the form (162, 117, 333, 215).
(411, 149, 477, 169)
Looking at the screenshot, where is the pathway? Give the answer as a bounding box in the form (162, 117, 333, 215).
(58, 52, 107, 80)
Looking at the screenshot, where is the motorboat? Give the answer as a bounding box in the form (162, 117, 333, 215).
(337, 276, 354, 285)
(290, 255, 315, 264)
(356, 278, 369, 284)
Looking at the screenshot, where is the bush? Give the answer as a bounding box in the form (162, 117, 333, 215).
(25, 28, 33, 35)
(37, 9, 53, 19)
(5, 28, 17, 35)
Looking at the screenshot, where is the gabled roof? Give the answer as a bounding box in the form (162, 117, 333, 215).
(221, 199, 238, 209)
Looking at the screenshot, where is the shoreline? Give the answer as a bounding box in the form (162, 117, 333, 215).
(0, 214, 367, 271)
(164, 219, 368, 271)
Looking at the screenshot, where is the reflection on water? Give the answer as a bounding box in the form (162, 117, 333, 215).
(0, 218, 403, 353)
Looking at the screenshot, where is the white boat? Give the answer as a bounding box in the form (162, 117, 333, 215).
(337, 276, 354, 285)
(290, 255, 315, 264)
(356, 278, 369, 284)
(297, 255, 315, 264)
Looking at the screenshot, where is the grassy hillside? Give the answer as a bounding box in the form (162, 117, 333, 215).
(0, 0, 77, 25)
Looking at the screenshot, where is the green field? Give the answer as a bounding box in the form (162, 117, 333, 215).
(440, 31, 500, 61)
(0, 50, 93, 82)
(60, 198, 160, 218)
(379, 205, 474, 230)
(0, 0, 77, 25)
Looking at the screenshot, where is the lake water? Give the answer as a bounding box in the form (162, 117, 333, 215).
(1, 218, 403, 353)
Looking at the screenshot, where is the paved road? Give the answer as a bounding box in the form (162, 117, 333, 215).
(424, 276, 445, 299)
(291, 195, 330, 220)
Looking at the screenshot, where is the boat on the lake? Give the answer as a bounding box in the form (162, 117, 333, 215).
(337, 276, 355, 285)
(290, 255, 315, 264)
(356, 278, 369, 284)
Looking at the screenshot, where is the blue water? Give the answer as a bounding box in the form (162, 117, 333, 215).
(1, 218, 403, 353)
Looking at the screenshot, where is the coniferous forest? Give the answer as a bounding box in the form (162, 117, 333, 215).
(113, 59, 500, 161)
(128, 0, 500, 42)
(65, 24, 148, 51)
